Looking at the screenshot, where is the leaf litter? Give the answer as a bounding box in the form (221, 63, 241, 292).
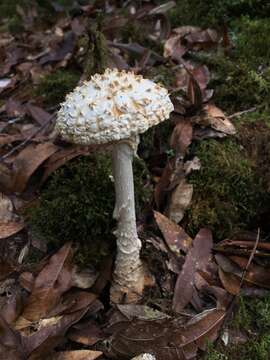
(0, 1, 269, 359)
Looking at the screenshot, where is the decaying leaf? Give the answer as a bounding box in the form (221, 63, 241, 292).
(154, 211, 192, 254)
(170, 119, 193, 157)
(9, 142, 59, 193)
(199, 104, 236, 135)
(218, 268, 241, 295)
(22, 308, 89, 358)
(17, 242, 73, 323)
(166, 179, 193, 223)
(0, 193, 24, 239)
(107, 307, 224, 360)
(52, 350, 102, 360)
(173, 229, 213, 312)
(68, 320, 105, 346)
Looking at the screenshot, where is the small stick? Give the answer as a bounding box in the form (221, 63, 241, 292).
(228, 107, 257, 119)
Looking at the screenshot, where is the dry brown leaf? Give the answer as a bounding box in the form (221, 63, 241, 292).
(170, 119, 193, 156)
(68, 320, 105, 346)
(107, 307, 224, 359)
(218, 268, 241, 295)
(0, 222, 25, 240)
(0, 134, 25, 146)
(22, 308, 89, 358)
(17, 242, 73, 323)
(166, 179, 193, 223)
(52, 350, 102, 360)
(0, 315, 25, 359)
(11, 142, 59, 193)
(164, 26, 200, 61)
(154, 211, 192, 254)
(0, 193, 24, 239)
(202, 104, 236, 135)
(26, 104, 53, 126)
(229, 256, 270, 289)
(173, 229, 213, 312)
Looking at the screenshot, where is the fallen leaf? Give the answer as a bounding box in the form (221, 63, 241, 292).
(48, 290, 97, 317)
(107, 307, 224, 359)
(179, 308, 225, 350)
(5, 98, 25, 118)
(173, 229, 213, 312)
(0, 193, 24, 239)
(17, 242, 73, 323)
(68, 320, 105, 346)
(22, 308, 89, 358)
(201, 104, 236, 135)
(0, 315, 25, 359)
(170, 119, 193, 156)
(70, 265, 98, 289)
(116, 304, 169, 321)
(154, 211, 192, 254)
(39, 32, 76, 65)
(26, 104, 54, 126)
(185, 28, 220, 50)
(52, 350, 102, 360)
(11, 142, 59, 193)
(0, 134, 25, 146)
(166, 178, 193, 223)
(229, 256, 270, 289)
(163, 33, 187, 61)
(154, 158, 174, 210)
(218, 268, 240, 295)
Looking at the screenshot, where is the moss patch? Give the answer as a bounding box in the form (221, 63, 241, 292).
(28, 153, 152, 267)
(167, 0, 270, 28)
(185, 138, 266, 240)
(36, 69, 80, 107)
(205, 296, 270, 360)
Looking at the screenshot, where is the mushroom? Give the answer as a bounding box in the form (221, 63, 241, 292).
(56, 68, 174, 303)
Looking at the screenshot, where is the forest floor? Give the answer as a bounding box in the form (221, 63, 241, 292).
(1, 1, 270, 359)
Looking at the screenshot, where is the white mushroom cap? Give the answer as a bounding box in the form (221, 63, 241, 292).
(56, 68, 174, 145)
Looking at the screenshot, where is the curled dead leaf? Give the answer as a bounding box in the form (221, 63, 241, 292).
(166, 179, 193, 224)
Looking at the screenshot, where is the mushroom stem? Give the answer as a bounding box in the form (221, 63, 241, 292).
(111, 141, 144, 303)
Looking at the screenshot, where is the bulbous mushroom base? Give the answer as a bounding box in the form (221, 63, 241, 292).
(110, 248, 146, 303)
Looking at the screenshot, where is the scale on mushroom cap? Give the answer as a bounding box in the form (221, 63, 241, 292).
(56, 68, 174, 303)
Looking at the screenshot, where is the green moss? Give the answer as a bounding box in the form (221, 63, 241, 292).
(211, 57, 270, 112)
(82, 21, 108, 79)
(232, 296, 253, 331)
(205, 343, 228, 360)
(167, 0, 270, 28)
(232, 17, 270, 68)
(205, 296, 270, 360)
(146, 65, 175, 88)
(0, 0, 28, 33)
(36, 69, 80, 107)
(28, 153, 152, 267)
(186, 138, 265, 239)
(230, 298, 270, 359)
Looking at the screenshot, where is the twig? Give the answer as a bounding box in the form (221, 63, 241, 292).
(238, 228, 260, 289)
(0, 115, 55, 163)
(228, 107, 257, 119)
